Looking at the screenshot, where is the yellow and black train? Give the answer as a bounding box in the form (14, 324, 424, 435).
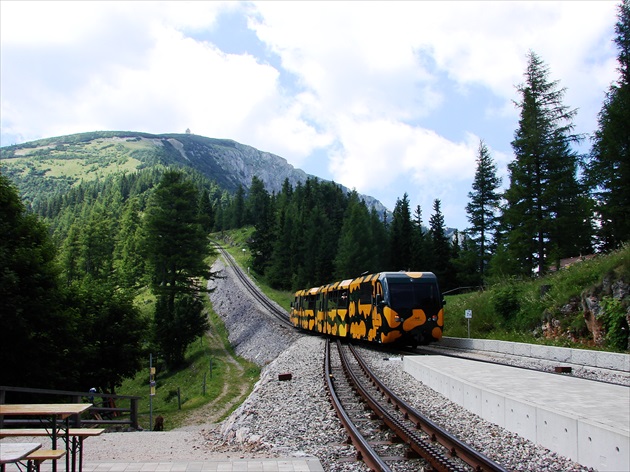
(290, 271, 444, 346)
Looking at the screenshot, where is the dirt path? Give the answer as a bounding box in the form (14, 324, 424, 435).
(178, 307, 251, 427)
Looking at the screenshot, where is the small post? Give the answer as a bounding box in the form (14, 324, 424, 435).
(203, 372, 207, 396)
(465, 310, 472, 338)
(149, 354, 156, 430)
(130, 398, 139, 430)
(177, 387, 181, 410)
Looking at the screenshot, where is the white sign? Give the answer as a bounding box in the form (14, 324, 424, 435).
(465, 309, 472, 319)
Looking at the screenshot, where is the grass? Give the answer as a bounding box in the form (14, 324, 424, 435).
(444, 244, 630, 351)
(116, 258, 260, 431)
(2, 136, 147, 185)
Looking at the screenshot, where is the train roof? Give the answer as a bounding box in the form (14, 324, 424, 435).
(379, 271, 437, 281)
(293, 272, 439, 295)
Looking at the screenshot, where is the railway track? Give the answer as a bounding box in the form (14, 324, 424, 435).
(325, 339, 508, 472)
(213, 243, 294, 328)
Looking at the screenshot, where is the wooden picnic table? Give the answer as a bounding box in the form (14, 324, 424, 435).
(0, 429, 104, 472)
(0, 405, 91, 472)
(0, 442, 41, 472)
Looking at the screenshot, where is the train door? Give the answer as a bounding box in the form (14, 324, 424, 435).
(370, 280, 383, 341)
(336, 280, 351, 337)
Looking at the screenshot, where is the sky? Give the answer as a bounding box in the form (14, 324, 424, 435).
(0, 1, 621, 230)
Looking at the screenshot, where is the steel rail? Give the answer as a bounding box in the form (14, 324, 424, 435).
(325, 339, 393, 472)
(338, 341, 467, 472)
(348, 344, 509, 472)
(213, 243, 293, 328)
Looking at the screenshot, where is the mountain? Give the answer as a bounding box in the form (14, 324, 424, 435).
(0, 130, 388, 214)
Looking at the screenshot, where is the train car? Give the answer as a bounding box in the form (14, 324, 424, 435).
(290, 271, 444, 346)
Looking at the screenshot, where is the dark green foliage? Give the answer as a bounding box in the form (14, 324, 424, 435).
(65, 279, 148, 393)
(153, 294, 209, 368)
(229, 186, 246, 229)
(411, 205, 432, 271)
(334, 191, 376, 279)
(114, 197, 145, 288)
(491, 284, 522, 325)
(1, 173, 151, 391)
(143, 170, 215, 367)
(251, 177, 352, 290)
(499, 51, 592, 276)
(389, 193, 413, 270)
(0, 174, 75, 388)
(429, 199, 455, 290)
(143, 171, 214, 298)
(465, 140, 502, 277)
(586, 0, 630, 250)
(198, 189, 215, 233)
(600, 295, 629, 351)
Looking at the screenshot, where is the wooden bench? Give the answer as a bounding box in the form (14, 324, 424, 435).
(25, 449, 66, 472)
(0, 429, 105, 472)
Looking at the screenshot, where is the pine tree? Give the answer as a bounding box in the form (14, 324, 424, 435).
(465, 140, 502, 277)
(198, 189, 215, 233)
(114, 197, 145, 289)
(245, 176, 270, 228)
(369, 206, 389, 272)
(429, 199, 454, 289)
(500, 51, 591, 275)
(249, 179, 275, 276)
(587, 0, 630, 250)
(0, 174, 78, 388)
(411, 204, 432, 270)
(334, 191, 373, 279)
(265, 180, 295, 289)
(143, 170, 213, 367)
(389, 193, 413, 270)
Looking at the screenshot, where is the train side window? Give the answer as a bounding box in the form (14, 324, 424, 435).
(329, 290, 338, 310)
(359, 282, 372, 304)
(339, 290, 348, 309)
(317, 293, 324, 312)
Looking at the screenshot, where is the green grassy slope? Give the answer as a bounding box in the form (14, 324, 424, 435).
(444, 244, 629, 351)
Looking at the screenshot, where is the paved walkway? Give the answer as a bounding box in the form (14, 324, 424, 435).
(0, 459, 325, 472)
(82, 460, 324, 472)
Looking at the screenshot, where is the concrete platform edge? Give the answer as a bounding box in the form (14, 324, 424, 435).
(439, 337, 630, 372)
(403, 355, 630, 472)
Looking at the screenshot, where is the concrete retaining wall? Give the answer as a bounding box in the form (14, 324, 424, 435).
(439, 337, 630, 372)
(404, 356, 630, 472)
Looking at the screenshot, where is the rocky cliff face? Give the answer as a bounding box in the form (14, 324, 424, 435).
(164, 134, 389, 215)
(581, 275, 630, 349)
(541, 272, 630, 350)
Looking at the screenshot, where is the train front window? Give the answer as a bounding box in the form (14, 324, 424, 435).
(388, 282, 439, 311)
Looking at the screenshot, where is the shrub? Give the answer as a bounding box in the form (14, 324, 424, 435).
(600, 296, 629, 351)
(492, 284, 521, 326)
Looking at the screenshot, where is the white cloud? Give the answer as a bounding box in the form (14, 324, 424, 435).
(0, 0, 621, 226)
(329, 118, 478, 193)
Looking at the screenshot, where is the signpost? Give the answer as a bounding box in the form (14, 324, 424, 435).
(149, 354, 156, 430)
(465, 310, 472, 338)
